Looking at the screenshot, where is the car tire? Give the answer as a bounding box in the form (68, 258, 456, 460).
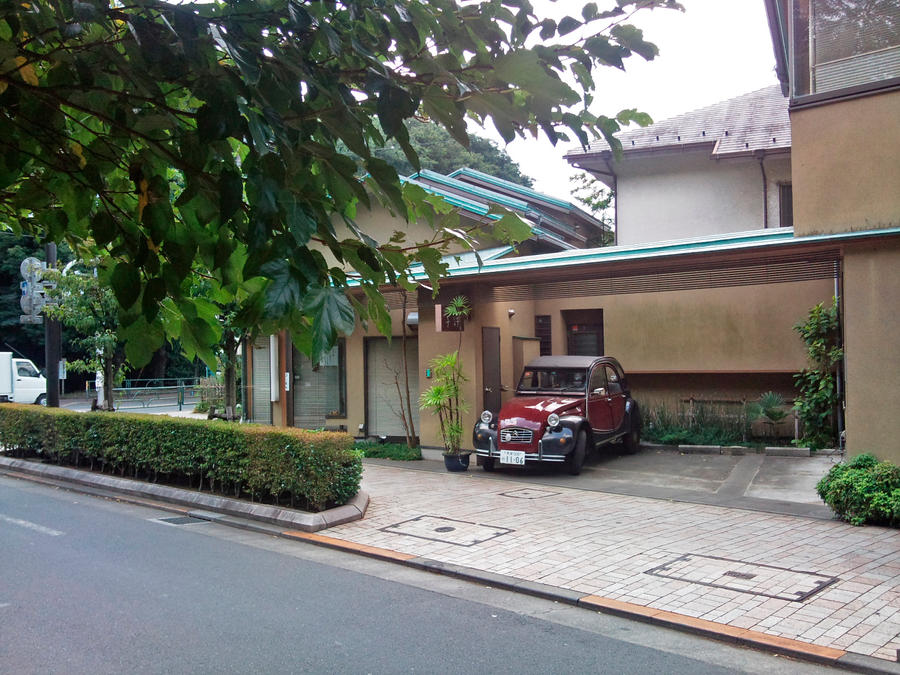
(36, 394, 47, 406)
(623, 417, 640, 454)
(568, 430, 586, 475)
(482, 457, 495, 472)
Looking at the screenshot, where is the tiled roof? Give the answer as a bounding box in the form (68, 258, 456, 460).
(566, 85, 790, 160)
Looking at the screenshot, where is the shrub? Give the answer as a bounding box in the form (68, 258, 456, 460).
(0, 404, 361, 512)
(816, 453, 900, 526)
(358, 442, 422, 461)
(641, 402, 746, 446)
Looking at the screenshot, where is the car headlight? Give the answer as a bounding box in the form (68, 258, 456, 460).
(547, 413, 560, 428)
(480, 410, 493, 424)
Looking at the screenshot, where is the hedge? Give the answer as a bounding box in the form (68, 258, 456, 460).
(0, 404, 362, 512)
(816, 453, 900, 527)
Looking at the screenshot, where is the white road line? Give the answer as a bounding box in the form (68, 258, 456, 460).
(0, 514, 64, 537)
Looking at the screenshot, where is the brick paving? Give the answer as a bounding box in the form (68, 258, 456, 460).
(327, 463, 900, 662)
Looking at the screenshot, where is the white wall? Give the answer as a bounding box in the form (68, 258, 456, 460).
(615, 151, 791, 245)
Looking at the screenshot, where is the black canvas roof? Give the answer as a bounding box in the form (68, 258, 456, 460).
(526, 355, 607, 369)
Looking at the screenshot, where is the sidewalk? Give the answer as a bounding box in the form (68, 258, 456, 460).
(322, 462, 900, 666)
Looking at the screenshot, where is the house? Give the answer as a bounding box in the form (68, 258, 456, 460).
(247, 0, 900, 464)
(762, 0, 900, 461)
(244, 170, 610, 437)
(564, 85, 793, 244)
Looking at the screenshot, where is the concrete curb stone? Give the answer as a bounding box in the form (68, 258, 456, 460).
(0, 455, 367, 532)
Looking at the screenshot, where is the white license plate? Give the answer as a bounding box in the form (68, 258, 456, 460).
(500, 450, 526, 465)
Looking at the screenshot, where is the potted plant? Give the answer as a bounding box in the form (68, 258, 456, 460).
(420, 296, 471, 471)
(746, 391, 789, 443)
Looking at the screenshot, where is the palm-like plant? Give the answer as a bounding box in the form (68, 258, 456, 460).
(420, 297, 471, 455)
(747, 391, 789, 441)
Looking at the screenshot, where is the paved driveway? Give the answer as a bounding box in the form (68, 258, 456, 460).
(398, 444, 841, 519)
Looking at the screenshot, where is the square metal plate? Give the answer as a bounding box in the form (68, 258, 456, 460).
(381, 515, 513, 547)
(645, 553, 838, 602)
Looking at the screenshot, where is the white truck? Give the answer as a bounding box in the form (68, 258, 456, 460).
(0, 352, 47, 405)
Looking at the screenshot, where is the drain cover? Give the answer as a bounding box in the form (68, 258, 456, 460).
(499, 488, 560, 500)
(156, 516, 206, 526)
(645, 553, 838, 602)
(381, 515, 513, 547)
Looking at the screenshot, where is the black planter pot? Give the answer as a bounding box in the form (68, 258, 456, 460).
(443, 452, 471, 472)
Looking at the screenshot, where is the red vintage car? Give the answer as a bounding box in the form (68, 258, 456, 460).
(473, 356, 641, 475)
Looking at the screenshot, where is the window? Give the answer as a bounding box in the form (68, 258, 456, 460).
(588, 366, 606, 394)
(16, 361, 38, 378)
(791, 0, 900, 98)
(604, 366, 622, 394)
(779, 184, 794, 228)
(562, 308, 604, 356)
(534, 315, 552, 356)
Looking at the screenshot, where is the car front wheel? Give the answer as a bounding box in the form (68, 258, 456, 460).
(36, 394, 47, 406)
(482, 457, 495, 472)
(568, 430, 586, 475)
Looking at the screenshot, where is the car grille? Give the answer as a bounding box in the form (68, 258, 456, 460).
(500, 427, 533, 444)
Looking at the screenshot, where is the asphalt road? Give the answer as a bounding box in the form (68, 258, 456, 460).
(0, 475, 836, 675)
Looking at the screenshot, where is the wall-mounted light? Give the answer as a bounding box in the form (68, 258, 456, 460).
(508, 308, 516, 318)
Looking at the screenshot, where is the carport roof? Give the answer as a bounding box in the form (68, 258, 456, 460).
(405, 226, 900, 283)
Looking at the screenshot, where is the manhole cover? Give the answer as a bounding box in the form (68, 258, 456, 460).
(499, 488, 560, 499)
(645, 553, 838, 602)
(156, 516, 206, 526)
(381, 515, 513, 547)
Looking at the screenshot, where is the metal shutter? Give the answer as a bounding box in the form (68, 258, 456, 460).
(250, 336, 272, 424)
(293, 345, 341, 429)
(366, 337, 419, 438)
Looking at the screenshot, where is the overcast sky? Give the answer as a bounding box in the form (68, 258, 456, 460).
(474, 0, 781, 200)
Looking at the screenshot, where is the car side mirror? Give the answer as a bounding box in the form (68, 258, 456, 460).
(592, 387, 606, 397)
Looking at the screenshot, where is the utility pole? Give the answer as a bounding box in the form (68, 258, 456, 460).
(44, 243, 60, 407)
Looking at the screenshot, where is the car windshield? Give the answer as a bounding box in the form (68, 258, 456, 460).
(517, 368, 586, 394)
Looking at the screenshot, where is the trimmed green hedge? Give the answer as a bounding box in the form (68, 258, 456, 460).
(0, 404, 362, 512)
(817, 453, 900, 526)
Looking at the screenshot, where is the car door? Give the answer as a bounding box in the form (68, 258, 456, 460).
(605, 364, 627, 431)
(13, 359, 44, 403)
(587, 364, 613, 432)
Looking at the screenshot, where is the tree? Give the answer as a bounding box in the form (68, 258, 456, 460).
(570, 171, 615, 246)
(42, 266, 124, 411)
(0, 0, 676, 367)
(372, 120, 534, 186)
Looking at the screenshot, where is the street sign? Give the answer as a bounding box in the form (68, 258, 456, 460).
(19, 257, 42, 283)
(19, 314, 43, 325)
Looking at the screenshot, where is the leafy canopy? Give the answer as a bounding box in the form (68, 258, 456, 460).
(0, 0, 678, 365)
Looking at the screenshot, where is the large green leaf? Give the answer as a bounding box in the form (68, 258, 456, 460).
(301, 286, 355, 360)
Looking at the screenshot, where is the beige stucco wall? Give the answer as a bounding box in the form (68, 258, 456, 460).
(842, 240, 900, 463)
(615, 151, 792, 245)
(535, 280, 831, 373)
(408, 277, 832, 449)
(790, 89, 900, 235)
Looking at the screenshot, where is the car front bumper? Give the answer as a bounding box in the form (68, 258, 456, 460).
(472, 423, 573, 463)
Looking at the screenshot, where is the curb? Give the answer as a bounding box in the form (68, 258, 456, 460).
(641, 442, 842, 458)
(267, 532, 900, 674)
(0, 456, 368, 532)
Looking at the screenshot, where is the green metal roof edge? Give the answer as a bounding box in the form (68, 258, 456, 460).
(449, 167, 574, 210)
(401, 177, 494, 217)
(413, 169, 530, 211)
(406, 226, 900, 280)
